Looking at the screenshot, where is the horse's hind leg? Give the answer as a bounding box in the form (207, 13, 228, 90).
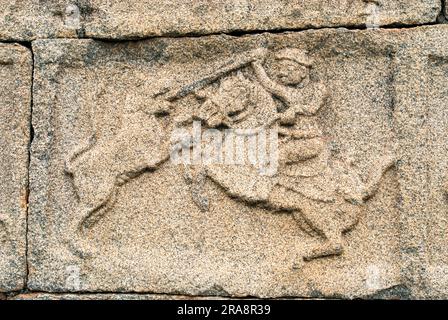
(65, 206, 96, 258)
(66, 188, 119, 258)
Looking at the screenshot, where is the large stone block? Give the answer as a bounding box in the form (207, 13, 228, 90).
(30, 27, 415, 297)
(0, 43, 32, 291)
(393, 26, 448, 299)
(0, 1, 80, 41)
(0, 0, 441, 41)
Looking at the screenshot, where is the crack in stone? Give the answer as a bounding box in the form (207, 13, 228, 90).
(86, 21, 442, 42)
(0, 18, 444, 43)
(10, 41, 35, 294)
(25, 44, 34, 293)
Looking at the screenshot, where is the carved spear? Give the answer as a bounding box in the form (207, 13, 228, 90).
(154, 48, 268, 103)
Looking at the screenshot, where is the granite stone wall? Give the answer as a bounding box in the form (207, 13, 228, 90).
(1, 0, 448, 300)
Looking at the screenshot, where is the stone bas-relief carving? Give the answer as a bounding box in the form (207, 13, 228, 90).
(0, 0, 441, 41)
(62, 45, 396, 262)
(170, 48, 396, 262)
(30, 29, 407, 297)
(0, 44, 31, 291)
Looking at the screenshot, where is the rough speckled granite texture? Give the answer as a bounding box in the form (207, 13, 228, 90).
(1, 1, 448, 301)
(0, 43, 32, 292)
(11, 293, 231, 300)
(23, 25, 448, 299)
(0, 0, 442, 41)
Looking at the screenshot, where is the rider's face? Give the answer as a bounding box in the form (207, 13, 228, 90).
(271, 59, 309, 86)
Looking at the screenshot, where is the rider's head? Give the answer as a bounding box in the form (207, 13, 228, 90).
(269, 49, 312, 87)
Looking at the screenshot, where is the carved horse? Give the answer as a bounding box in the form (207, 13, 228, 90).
(64, 50, 267, 257)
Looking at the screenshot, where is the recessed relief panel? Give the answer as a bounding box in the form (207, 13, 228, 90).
(0, 0, 440, 40)
(30, 31, 402, 296)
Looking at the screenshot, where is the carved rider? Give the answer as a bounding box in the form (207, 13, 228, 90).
(196, 49, 395, 261)
(251, 49, 328, 177)
(202, 49, 330, 204)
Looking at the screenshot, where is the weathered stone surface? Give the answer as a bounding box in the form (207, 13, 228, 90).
(80, 0, 441, 39)
(29, 28, 412, 298)
(0, 1, 81, 41)
(0, 0, 442, 41)
(0, 43, 32, 291)
(12, 293, 230, 300)
(393, 26, 448, 299)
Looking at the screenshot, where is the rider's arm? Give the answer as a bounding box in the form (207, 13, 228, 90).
(298, 82, 328, 116)
(252, 61, 293, 107)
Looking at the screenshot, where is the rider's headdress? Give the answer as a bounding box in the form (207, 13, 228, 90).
(275, 49, 313, 67)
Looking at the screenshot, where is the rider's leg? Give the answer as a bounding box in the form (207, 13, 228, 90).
(299, 202, 344, 261)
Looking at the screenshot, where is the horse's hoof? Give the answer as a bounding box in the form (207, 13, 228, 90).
(67, 237, 97, 259)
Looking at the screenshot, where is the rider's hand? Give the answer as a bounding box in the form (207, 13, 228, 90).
(249, 48, 268, 62)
